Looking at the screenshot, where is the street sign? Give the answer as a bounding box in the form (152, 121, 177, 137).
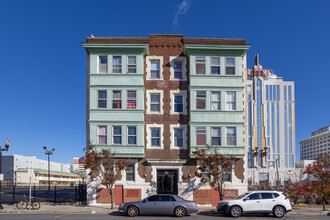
(0, 174, 3, 181)
(28, 169, 34, 177)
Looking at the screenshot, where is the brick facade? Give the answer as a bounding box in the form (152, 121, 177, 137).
(84, 34, 249, 206)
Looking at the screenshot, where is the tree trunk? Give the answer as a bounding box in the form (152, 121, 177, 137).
(322, 199, 325, 211)
(109, 188, 114, 209)
(218, 182, 223, 201)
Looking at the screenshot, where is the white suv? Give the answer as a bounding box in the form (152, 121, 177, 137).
(216, 191, 292, 218)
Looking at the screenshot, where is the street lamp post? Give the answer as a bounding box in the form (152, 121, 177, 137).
(268, 158, 280, 190)
(0, 138, 10, 209)
(43, 146, 55, 191)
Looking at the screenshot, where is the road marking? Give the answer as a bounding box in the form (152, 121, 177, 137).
(54, 214, 67, 219)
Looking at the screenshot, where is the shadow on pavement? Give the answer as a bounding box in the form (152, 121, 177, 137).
(108, 211, 123, 216)
(197, 211, 224, 218)
(197, 211, 273, 218)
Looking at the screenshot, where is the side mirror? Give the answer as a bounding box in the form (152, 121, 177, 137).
(142, 199, 148, 203)
(243, 199, 246, 202)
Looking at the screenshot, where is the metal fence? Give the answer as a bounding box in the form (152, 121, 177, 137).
(0, 183, 87, 204)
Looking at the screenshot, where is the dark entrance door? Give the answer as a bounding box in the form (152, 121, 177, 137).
(157, 170, 178, 195)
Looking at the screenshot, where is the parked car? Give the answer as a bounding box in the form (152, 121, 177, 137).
(216, 191, 292, 218)
(118, 194, 199, 217)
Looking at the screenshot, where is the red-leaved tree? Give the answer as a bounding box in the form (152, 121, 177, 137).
(284, 183, 308, 204)
(84, 142, 129, 209)
(193, 145, 233, 201)
(303, 153, 329, 211)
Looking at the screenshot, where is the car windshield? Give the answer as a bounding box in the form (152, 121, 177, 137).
(234, 192, 250, 200)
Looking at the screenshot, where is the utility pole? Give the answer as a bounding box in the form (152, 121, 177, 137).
(43, 146, 55, 191)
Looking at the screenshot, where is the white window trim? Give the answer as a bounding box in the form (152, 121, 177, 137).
(97, 55, 108, 74)
(226, 127, 237, 146)
(195, 56, 206, 75)
(170, 90, 187, 115)
(127, 126, 137, 145)
(225, 57, 236, 75)
(210, 91, 221, 111)
(127, 55, 137, 74)
(210, 56, 221, 75)
(170, 124, 187, 149)
(226, 91, 236, 111)
(125, 161, 137, 182)
(97, 90, 107, 109)
(112, 55, 123, 74)
(97, 126, 107, 145)
(211, 127, 221, 146)
(170, 56, 187, 81)
(112, 126, 122, 145)
(146, 90, 164, 114)
(112, 90, 122, 109)
(127, 90, 137, 110)
(196, 90, 207, 110)
(146, 124, 164, 149)
(146, 56, 163, 80)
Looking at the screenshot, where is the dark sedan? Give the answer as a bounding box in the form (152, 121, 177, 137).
(118, 194, 199, 217)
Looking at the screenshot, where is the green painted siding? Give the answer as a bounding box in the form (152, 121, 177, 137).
(90, 88, 144, 110)
(185, 44, 249, 158)
(84, 44, 147, 158)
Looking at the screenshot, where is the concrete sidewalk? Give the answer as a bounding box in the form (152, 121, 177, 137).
(0, 204, 328, 216)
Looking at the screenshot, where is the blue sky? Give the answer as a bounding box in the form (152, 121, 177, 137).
(0, 0, 329, 164)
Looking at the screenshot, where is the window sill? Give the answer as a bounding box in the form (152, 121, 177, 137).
(191, 74, 242, 77)
(90, 73, 144, 76)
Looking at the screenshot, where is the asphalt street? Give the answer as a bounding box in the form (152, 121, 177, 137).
(0, 213, 328, 220)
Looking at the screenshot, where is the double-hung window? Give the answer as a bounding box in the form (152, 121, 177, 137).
(196, 127, 206, 146)
(225, 57, 235, 75)
(126, 164, 135, 181)
(151, 128, 160, 147)
(174, 62, 183, 79)
(224, 170, 232, 182)
(112, 91, 122, 109)
(174, 128, 184, 147)
(112, 126, 122, 144)
(127, 56, 137, 73)
(211, 91, 221, 110)
(211, 127, 221, 146)
(211, 57, 220, 75)
(150, 93, 160, 112)
(98, 126, 107, 144)
(226, 91, 236, 110)
(196, 57, 206, 75)
(127, 126, 137, 145)
(150, 60, 160, 78)
(98, 91, 107, 108)
(227, 127, 236, 146)
(112, 56, 122, 73)
(127, 91, 136, 109)
(196, 91, 206, 110)
(174, 95, 183, 113)
(98, 56, 107, 73)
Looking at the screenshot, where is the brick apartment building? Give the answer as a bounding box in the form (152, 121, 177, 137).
(82, 35, 250, 206)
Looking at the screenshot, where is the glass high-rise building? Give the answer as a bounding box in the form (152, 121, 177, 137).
(246, 54, 295, 187)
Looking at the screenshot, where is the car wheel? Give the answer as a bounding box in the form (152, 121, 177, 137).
(127, 206, 139, 217)
(273, 206, 285, 218)
(230, 206, 242, 218)
(174, 206, 186, 217)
